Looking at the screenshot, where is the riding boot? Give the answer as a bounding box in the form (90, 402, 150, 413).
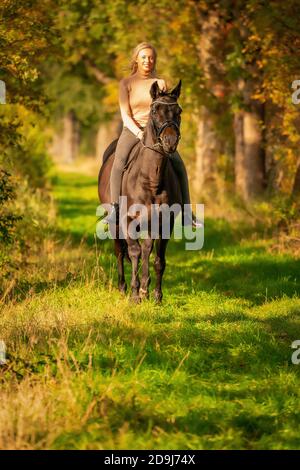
(182, 209, 203, 228)
(103, 203, 119, 225)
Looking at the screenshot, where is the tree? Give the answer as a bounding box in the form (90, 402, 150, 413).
(228, 0, 300, 200)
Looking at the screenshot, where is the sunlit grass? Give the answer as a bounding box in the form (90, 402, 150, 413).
(1, 170, 300, 449)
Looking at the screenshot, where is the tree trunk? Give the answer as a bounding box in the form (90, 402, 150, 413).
(95, 114, 122, 162)
(234, 79, 266, 201)
(194, 107, 219, 192)
(62, 111, 80, 163)
(193, 10, 223, 196)
(292, 160, 300, 199)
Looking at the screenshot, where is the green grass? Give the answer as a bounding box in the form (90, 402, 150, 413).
(1, 170, 300, 450)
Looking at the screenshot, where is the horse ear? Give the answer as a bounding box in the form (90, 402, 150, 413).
(150, 81, 160, 100)
(171, 80, 181, 99)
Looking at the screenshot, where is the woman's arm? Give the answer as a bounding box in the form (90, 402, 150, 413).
(119, 79, 143, 138)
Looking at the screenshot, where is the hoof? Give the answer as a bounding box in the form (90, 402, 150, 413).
(119, 283, 127, 294)
(139, 288, 149, 301)
(153, 289, 163, 304)
(131, 289, 141, 303)
(131, 294, 141, 304)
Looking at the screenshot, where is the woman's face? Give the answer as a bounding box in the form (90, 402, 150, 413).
(136, 48, 155, 74)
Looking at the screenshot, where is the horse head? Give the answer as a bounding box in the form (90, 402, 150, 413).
(149, 80, 182, 155)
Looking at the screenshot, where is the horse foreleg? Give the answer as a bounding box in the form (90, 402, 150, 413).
(127, 237, 141, 302)
(153, 237, 168, 304)
(139, 237, 154, 300)
(114, 239, 127, 294)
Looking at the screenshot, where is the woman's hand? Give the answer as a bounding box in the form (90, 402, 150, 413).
(137, 130, 144, 140)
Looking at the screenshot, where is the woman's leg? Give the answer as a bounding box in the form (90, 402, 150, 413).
(110, 127, 139, 203)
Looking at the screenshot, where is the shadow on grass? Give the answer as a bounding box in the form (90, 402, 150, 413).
(164, 254, 300, 304)
(8, 275, 77, 304)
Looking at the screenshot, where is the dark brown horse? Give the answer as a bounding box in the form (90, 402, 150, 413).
(98, 80, 182, 302)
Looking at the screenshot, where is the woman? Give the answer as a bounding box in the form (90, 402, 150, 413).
(104, 42, 200, 227)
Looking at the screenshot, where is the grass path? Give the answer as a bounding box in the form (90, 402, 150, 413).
(1, 169, 300, 449)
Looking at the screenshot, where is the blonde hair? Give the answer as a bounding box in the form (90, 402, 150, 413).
(129, 42, 157, 75)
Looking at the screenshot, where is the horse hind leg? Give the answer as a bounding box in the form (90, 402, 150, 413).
(139, 237, 154, 301)
(127, 237, 141, 302)
(153, 237, 168, 304)
(114, 239, 127, 294)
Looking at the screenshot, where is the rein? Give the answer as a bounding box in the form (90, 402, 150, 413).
(140, 141, 166, 156)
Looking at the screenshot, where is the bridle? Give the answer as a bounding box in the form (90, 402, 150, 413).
(141, 98, 181, 155)
(151, 99, 182, 140)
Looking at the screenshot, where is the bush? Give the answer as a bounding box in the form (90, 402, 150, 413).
(0, 105, 53, 188)
(0, 105, 55, 296)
